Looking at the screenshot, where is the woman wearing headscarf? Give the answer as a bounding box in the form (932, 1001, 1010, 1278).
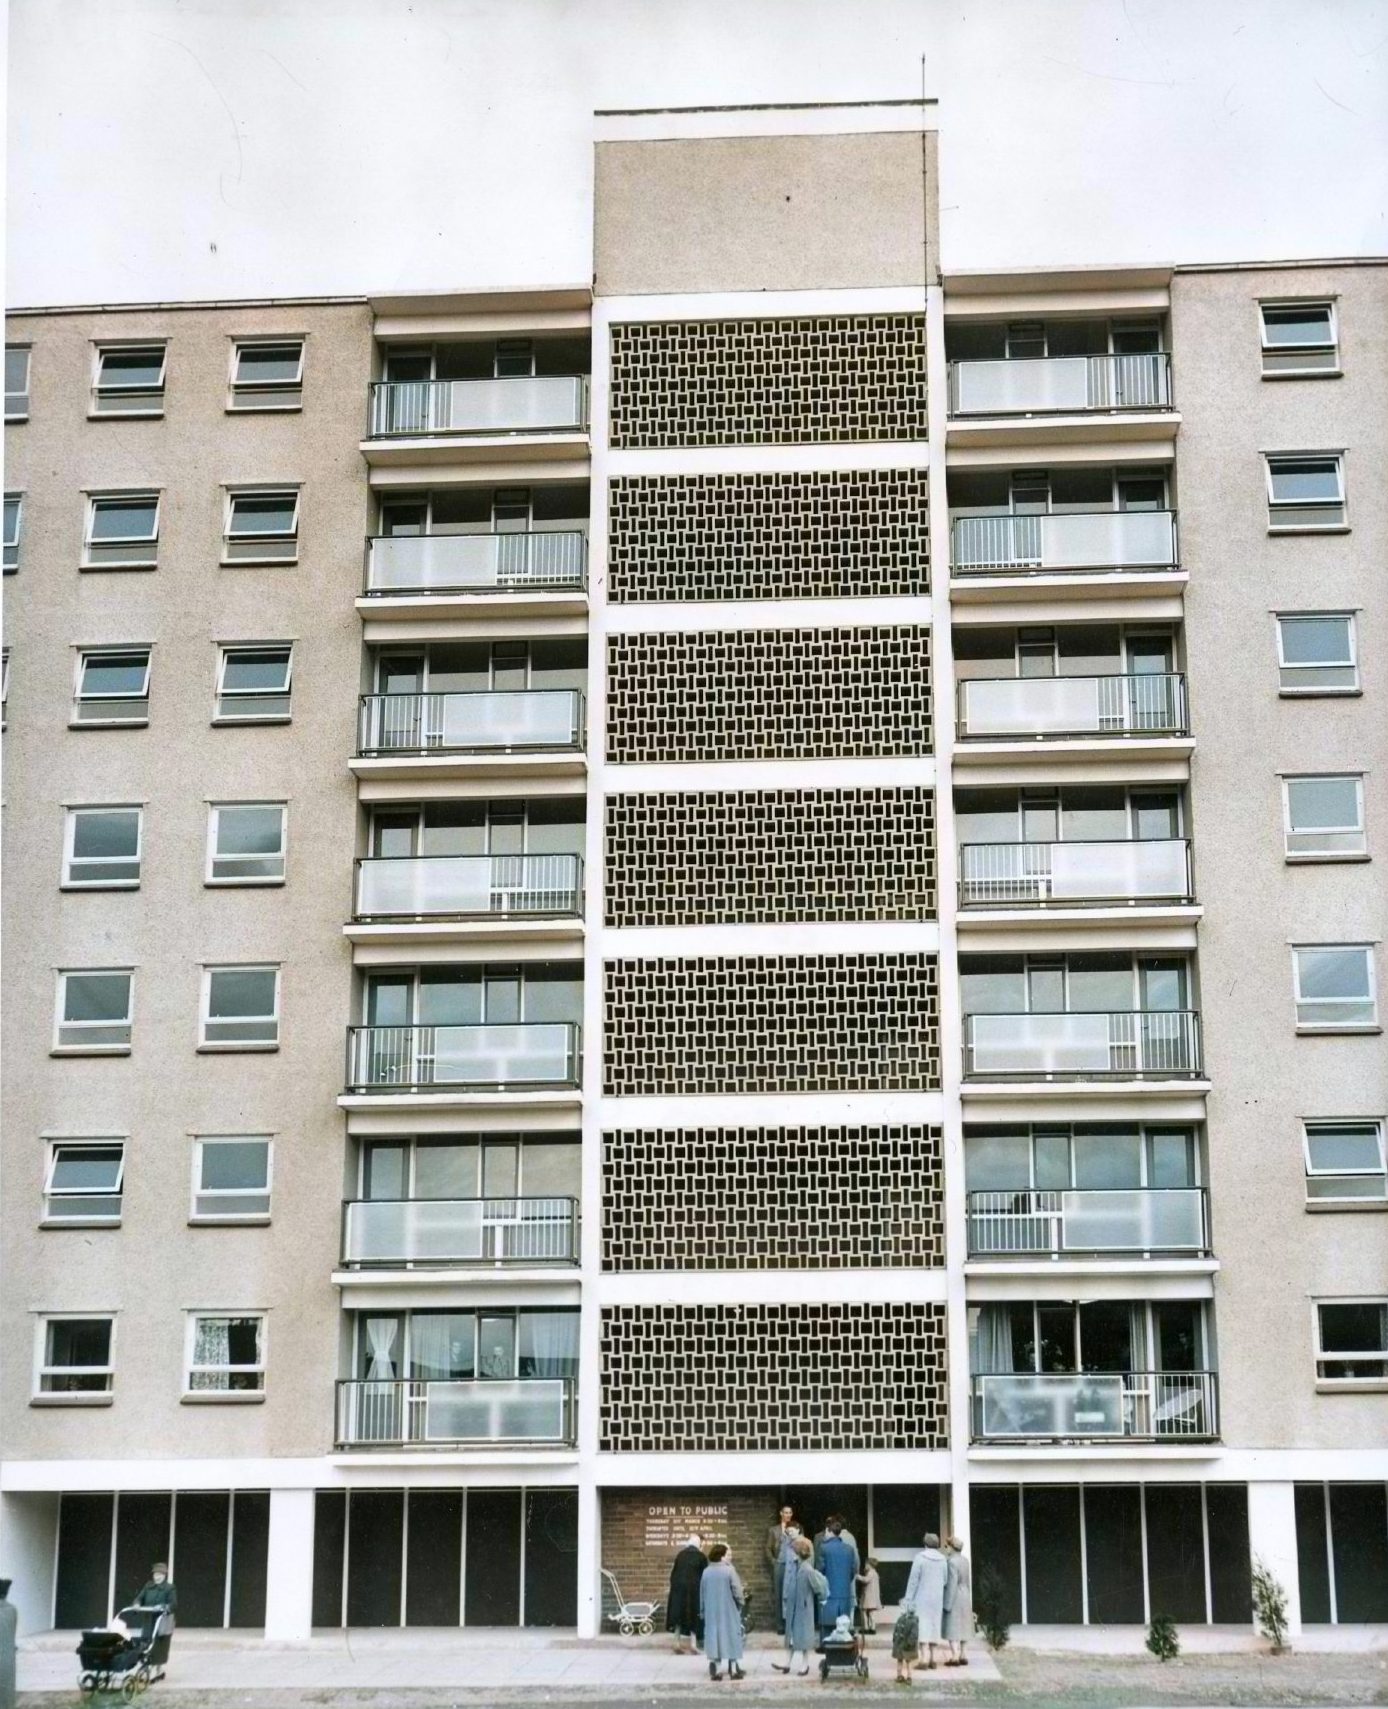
(698, 1543, 746, 1681)
(943, 1536, 973, 1667)
(903, 1532, 949, 1670)
(665, 1534, 707, 1655)
(771, 1535, 819, 1676)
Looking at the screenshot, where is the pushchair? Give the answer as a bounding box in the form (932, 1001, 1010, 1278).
(77, 1606, 168, 1697)
(600, 1567, 661, 1636)
(816, 1605, 869, 1683)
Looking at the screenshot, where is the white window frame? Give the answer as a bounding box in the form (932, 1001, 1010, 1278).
(205, 801, 288, 885)
(53, 968, 134, 1054)
(1313, 1297, 1388, 1388)
(90, 341, 168, 416)
(183, 1311, 266, 1399)
(1303, 1120, 1387, 1208)
(221, 487, 300, 564)
(73, 647, 152, 726)
(4, 491, 22, 572)
(43, 1139, 126, 1226)
(62, 804, 144, 888)
(82, 491, 161, 568)
(199, 964, 281, 1051)
(1274, 611, 1359, 696)
(1281, 774, 1367, 861)
(1264, 452, 1347, 532)
(228, 338, 305, 411)
(214, 643, 294, 724)
(6, 343, 31, 420)
(1259, 300, 1339, 377)
(2, 647, 10, 722)
(1291, 943, 1379, 1032)
(191, 1136, 273, 1224)
(33, 1313, 116, 1402)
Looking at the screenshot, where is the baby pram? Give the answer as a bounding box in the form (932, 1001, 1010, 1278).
(816, 1607, 869, 1682)
(600, 1567, 661, 1635)
(77, 1606, 168, 1697)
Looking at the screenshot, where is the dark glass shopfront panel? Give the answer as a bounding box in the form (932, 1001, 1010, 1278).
(524, 1489, 579, 1626)
(406, 1492, 463, 1626)
(465, 1490, 522, 1625)
(229, 1492, 270, 1627)
(871, 1485, 942, 1549)
(1084, 1485, 1144, 1624)
(1205, 1485, 1252, 1624)
(312, 1492, 347, 1627)
(1293, 1485, 1332, 1623)
(56, 1494, 115, 1628)
(1023, 1487, 1082, 1623)
(1329, 1483, 1388, 1622)
(114, 1494, 172, 1612)
(970, 1485, 1022, 1626)
(1145, 1484, 1206, 1623)
(346, 1491, 404, 1627)
(175, 1493, 231, 1627)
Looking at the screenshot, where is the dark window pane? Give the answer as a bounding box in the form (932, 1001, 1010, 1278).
(1084, 1485, 1144, 1623)
(223, 650, 291, 692)
(1329, 1484, 1388, 1622)
(524, 1490, 578, 1626)
(99, 349, 164, 387)
(90, 499, 158, 539)
(312, 1491, 346, 1627)
(1294, 1484, 1332, 1623)
(56, 1493, 115, 1628)
(1320, 1303, 1387, 1353)
(406, 1491, 462, 1625)
(115, 1493, 171, 1614)
(175, 1492, 230, 1627)
(1206, 1485, 1251, 1623)
(464, 1490, 522, 1625)
(236, 343, 302, 383)
(969, 1486, 1022, 1626)
(229, 494, 297, 534)
(1144, 1484, 1207, 1623)
(346, 1491, 403, 1626)
(871, 1485, 942, 1550)
(82, 655, 148, 695)
(229, 1492, 269, 1627)
(1023, 1486, 1083, 1622)
(51, 1148, 122, 1191)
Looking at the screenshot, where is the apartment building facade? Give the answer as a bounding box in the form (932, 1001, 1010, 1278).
(1, 100, 1384, 1643)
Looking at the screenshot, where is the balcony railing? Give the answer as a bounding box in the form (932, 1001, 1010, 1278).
(971, 1370, 1218, 1441)
(948, 353, 1173, 417)
(364, 530, 587, 597)
(345, 1022, 581, 1093)
(357, 691, 585, 756)
(342, 1196, 579, 1267)
(966, 1187, 1209, 1257)
(957, 673, 1188, 741)
(964, 1010, 1202, 1078)
(959, 839, 1192, 909)
(354, 853, 583, 921)
(336, 1377, 576, 1447)
(952, 510, 1177, 576)
(368, 377, 589, 439)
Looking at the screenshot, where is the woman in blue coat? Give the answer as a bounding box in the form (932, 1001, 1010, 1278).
(818, 1521, 857, 1628)
(698, 1544, 745, 1681)
(772, 1536, 819, 1675)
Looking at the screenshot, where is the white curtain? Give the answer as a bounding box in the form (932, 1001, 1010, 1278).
(410, 1314, 461, 1381)
(524, 1311, 579, 1378)
(191, 1317, 231, 1390)
(365, 1317, 399, 1381)
(974, 1304, 1016, 1374)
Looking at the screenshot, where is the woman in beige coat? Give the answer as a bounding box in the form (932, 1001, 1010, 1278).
(943, 1537, 973, 1667)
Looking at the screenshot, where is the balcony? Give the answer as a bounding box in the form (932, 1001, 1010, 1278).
(952, 511, 1178, 589)
(971, 1370, 1218, 1442)
(959, 840, 1193, 910)
(363, 378, 589, 468)
(354, 854, 583, 922)
(352, 692, 587, 790)
(967, 1187, 1209, 1257)
(363, 531, 587, 602)
(345, 1022, 581, 1094)
(335, 1376, 576, 1448)
(964, 1010, 1202, 1079)
(958, 673, 1187, 742)
(341, 1196, 579, 1267)
(948, 354, 1173, 418)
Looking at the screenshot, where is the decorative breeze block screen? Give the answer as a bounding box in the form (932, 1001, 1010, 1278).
(600, 1303, 949, 1451)
(606, 469, 929, 603)
(602, 1125, 945, 1271)
(604, 787, 936, 926)
(605, 626, 932, 764)
(603, 954, 940, 1095)
(608, 315, 928, 448)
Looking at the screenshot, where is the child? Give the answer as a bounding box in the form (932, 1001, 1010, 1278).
(856, 1557, 883, 1635)
(891, 1602, 919, 1685)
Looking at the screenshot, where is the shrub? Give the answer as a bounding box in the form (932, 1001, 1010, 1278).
(1146, 1613, 1180, 1661)
(973, 1564, 1011, 1650)
(1251, 1558, 1291, 1653)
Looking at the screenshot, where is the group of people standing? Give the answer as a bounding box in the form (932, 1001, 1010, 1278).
(666, 1533, 748, 1681)
(894, 1534, 973, 1679)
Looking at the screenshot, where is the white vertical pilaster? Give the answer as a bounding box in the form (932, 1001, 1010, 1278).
(1246, 1480, 1302, 1640)
(262, 1488, 315, 1642)
(0, 1490, 60, 1637)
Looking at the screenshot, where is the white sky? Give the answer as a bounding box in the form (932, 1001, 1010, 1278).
(7, 0, 1388, 306)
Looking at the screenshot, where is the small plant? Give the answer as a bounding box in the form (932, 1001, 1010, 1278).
(1146, 1613, 1180, 1661)
(1252, 1557, 1291, 1653)
(973, 1564, 1011, 1650)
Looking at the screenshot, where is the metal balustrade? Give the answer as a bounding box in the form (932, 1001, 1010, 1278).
(367, 376, 589, 438)
(957, 673, 1188, 740)
(952, 510, 1177, 575)
(354, 853, 583, 921)
(356, 690, 585, 756)
(959, 839, 1192, 908)
(966, 1187, 1209, 1256)
(948, 353, 1173, 417)
(335, 1377, 576, 1446)
(971, 1370, 1218, 1440)
(364, 530, 587, 596)
(341, 1196, 579, 1266)
(345, 1022, 581, 1092)
(964, 1010, 1202, 1078)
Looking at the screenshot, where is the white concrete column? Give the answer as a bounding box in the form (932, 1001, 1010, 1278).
(575, 1479, 602, 1638)
(262, 1488, 315, 1642)
(1246, 1481, 1302, 1640)
(0, 1491, 60, 1637)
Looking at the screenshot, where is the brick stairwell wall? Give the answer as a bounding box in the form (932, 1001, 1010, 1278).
(601, 1487, 781, 1630)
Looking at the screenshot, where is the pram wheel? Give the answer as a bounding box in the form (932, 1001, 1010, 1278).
(819, 1658, 830, 1681)
(618, 1619, 634, 1636)
(79, 1672, 99, 1696)
(855, 1656, 870, 1678)
(638, 1618, 653, 1635)
(121, 1674, 141, 1701)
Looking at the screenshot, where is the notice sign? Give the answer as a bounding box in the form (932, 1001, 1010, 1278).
(644, 1502, 730, 1552)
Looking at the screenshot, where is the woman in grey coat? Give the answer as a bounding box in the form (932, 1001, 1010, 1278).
(771, 1536, 819, 1676)
(698, 1544, 745, 1681)
(903, 1532, 949, 1669)
(943, 1537, 973, 1666)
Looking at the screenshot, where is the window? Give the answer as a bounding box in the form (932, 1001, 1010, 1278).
(1292, 945, 1378, 1030)
(35, 1317, 114, 1397)
(54, 969, 134, 1052)
(494, 338, 535, 377)
(200, 965, 280, 1049)
(83, 493, 160, 567)
(63, 806, 143, 887)
(206, 803, 287, 884)
(73, 648, 151, 725)
(1283, 775, 1366, 859)
(1315, 1301, 1388, 1383)
(215, 644, 293, 722)
(1265, 453, 1346, 530)
(2, 649, 9, 723)
(192, 1137, 272, 1221)
(5, 344, 30, 419)
(91, 343, 167, 414)
(44, 1142, 125, 1223)
(223, 488, 299, 563)
(1260, 301, 1338, 376)
(3, 492, 21, 573)
(229, 340, 304, 410)
(1304, 1121, 1387, 1203)
(186, 1314, 265, 1394)
(1276, 612, 1358, 694)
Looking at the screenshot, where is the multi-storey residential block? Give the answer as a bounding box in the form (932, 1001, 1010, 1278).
(2, 100, 1384, 1644)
